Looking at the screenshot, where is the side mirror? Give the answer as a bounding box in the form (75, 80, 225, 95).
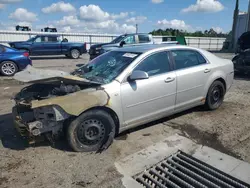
(128, 70, 149, 81)
(120, 41, 126, 47)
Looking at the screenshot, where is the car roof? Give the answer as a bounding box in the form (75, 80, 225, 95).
(114, 44, 194, 53)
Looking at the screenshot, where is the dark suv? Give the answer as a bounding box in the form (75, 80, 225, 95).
(233, 31, 250, 73)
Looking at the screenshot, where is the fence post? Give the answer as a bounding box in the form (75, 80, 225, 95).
(198, 38, 201, 48)
(89, 35, 92, 47)
(209, 38, 211, 51)
(217, 39, 219, 51)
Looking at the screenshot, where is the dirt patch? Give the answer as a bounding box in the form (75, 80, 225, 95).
(1, 159, 27, 172)
(165, 121, 242, 159)
(0, 177, 8, 186)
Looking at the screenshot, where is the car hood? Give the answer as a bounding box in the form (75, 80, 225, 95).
(14, 65, 101, 85)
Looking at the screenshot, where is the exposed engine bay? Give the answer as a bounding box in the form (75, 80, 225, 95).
(12, 66, 109, 144)
(13, 82, 95, 142)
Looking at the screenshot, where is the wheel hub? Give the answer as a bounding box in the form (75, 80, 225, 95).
(2, 62, 16, 75)
(213, 89, 220, 101)
(72, 50, 79, 58)
(77, 119, 105, 145)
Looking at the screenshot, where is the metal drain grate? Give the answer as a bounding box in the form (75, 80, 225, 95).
(135, 151, 250, 188)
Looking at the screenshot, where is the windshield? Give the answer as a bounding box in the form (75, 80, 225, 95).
(27, 37, 36, 42)
(72, 51, 141, 84)
(111, 35, 126, 44)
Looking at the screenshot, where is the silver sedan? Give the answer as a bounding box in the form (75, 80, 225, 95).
(67, 44, 234, 151)
(13, 44, 234, 152)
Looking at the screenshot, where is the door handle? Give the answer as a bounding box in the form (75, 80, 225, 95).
(204, 69, 211, 73)
(165, 77, 175, 83)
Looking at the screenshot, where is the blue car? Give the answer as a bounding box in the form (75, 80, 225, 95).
(0, 44, 32, 76)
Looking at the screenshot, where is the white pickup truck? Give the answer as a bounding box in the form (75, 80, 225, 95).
(89, 33, 177, 60)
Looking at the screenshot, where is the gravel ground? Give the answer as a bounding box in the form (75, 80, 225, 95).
(1, 53, 250, 188)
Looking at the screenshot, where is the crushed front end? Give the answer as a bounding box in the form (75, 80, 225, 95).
(12, 83, 78, 143)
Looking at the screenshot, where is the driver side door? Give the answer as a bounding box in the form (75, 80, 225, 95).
(31, 36, 45, 55)
(120, 51, 177, 128)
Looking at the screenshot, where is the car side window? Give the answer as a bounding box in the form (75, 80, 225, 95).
(123, 35, 135, 44)
(138, 35, 150, 43)
(134, 51, 170, 77)
(171, 50, 207, 70)
(34, 37, 42, 43)
(47, 36, 58, 42)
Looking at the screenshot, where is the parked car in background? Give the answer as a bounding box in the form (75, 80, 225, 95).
(0, 44, 31, 76)
(89, 33, 154, 60)
(13, 44, 234, 152)
(9, 35, 87, 59)
(232, 31, 250, 74)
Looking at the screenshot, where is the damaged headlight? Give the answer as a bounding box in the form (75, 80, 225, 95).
(33, 105, 70, 122)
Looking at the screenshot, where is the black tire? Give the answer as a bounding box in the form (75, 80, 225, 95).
(0, 61, 18, 76)
(67, 110, 115, 152)
(70, 49, 80, 59)
(205, 81, 225, 110)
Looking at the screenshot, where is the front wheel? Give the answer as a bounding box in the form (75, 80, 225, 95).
(70, 49, 80, 59)
(205, 81, 225, 110)
(0, 61, 18, 76)
(67, 110, 115, 152)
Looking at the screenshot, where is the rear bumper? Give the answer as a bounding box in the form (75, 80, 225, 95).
(18, 58, 32, 70)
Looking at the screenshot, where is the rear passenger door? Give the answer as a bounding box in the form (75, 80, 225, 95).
(170, 49, 211, 111)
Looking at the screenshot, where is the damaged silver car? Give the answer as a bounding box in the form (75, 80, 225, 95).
(13, 45, 234, 152)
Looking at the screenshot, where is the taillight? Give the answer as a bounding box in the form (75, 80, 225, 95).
(23, 52, 29, 57)
(84, 42, 87, 49)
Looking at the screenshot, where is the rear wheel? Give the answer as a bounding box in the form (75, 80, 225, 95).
(0, 61, 18, 76)
(67, 110, 115, 152)
(70, 49, 80, 59)
(205, 81, 225, 110)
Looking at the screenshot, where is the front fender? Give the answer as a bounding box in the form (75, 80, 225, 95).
(31, 89, 110, 116)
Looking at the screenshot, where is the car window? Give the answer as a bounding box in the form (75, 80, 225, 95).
(138, 35, 150, 43)
(171, 50, 207, 70)
(47, 36, 58, 42)
(124, 35, 135, 44)
(134, 51, 170, 77)
(34, 37, 42, 42)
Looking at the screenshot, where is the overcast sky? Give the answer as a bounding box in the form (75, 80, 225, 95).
(0, 0, 249, 34)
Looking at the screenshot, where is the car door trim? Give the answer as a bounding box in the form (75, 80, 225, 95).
(177, 84, 203, 94)
(126, 92, 176, 108)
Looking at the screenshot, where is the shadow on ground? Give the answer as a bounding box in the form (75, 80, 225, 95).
(0, 113, 72, 152)
(234, 73, 250, 81)
(1, 104, 239, 158)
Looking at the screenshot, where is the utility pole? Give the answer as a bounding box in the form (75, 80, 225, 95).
(231, 0, 239, 50)
(248, 0, 250, 31)
(136, 24, 138, 33)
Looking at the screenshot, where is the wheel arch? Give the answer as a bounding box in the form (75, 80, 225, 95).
(80, 106, 120, 136)
(0, 59, 19, 70)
